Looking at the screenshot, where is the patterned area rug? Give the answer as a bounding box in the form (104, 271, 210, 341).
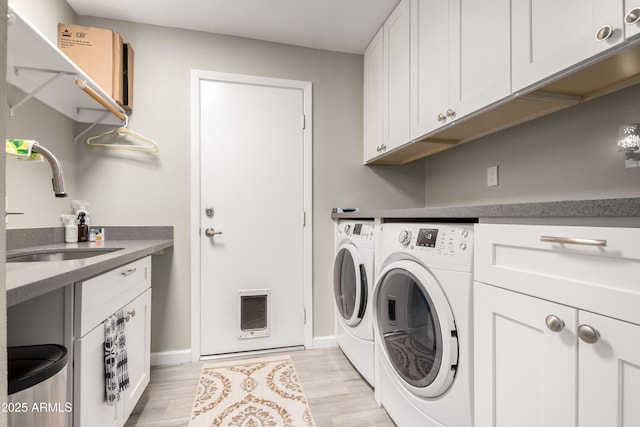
(189, 355, 316, 427)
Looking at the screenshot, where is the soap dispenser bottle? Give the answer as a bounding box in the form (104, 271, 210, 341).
(77, 212, 89, 242)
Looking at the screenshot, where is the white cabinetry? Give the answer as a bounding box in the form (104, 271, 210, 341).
(474, 224, 640, 427)
(382, 0, 411, 154)
(411, 0, 510, 137)
(512, 0, 624, 92)
(74, 257, 152, 427)
(363, 28, 384, 162)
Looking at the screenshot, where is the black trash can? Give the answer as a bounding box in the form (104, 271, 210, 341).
(8, 344, 70, 427)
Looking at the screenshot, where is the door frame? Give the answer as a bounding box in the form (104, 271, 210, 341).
(189, 70, 313, 361)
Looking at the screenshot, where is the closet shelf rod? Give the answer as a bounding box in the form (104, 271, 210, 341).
(74, 79, 127, 122)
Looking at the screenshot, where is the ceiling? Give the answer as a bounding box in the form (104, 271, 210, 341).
(64, 0, 400, 54)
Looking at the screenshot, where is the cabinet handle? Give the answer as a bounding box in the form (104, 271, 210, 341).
(578, 324, 600, 344)
(437, 113, 447, 122)
(540, 236, 607, 247)
(121, 268, 137, 277)
(595, 25, 613, 41)
(626, 7, 640, 25)
(125, 308, 136, 322)
(446, 109, 456, 119)
(545, 315, 565, 332)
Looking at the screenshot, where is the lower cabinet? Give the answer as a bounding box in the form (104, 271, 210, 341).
(475, 282, 640, 427)
(73, 257, 152, 427)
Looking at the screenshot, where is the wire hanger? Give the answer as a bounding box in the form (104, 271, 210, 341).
(84, 116, 159, 153)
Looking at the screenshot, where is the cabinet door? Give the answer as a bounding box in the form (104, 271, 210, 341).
(578, 311, 640, 427)
(454, 0, 510, 118)
(474, 283, 578, 427)
(363, 28, 384, 163)
(410, 0, 450, 138)
(74, 324, 124, 427)
(123, 289, 152, 420)
(383, 0, 411, 151)
(512, 0, 623, 92)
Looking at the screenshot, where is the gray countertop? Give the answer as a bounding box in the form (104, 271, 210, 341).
(6, 226, 173, 306)
(331, 197, 640, 223)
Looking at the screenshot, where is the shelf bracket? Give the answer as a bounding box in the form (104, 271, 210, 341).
(73, 110, 112, 144)
(9, 67, 73, 119)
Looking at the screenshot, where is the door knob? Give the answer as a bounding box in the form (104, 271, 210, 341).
(595, 25, 613, 41)
(204, 227, 222, 237)
(545, 315, 565, 333)
(578, 324, 600, 344)
(626, 7, 640, 24)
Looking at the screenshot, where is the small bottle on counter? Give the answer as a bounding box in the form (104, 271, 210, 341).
(61, 214, 77, 243)
(77, 212, 89, 242)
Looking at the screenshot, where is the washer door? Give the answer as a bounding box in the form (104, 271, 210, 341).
(375, 259, 458, 397)
(334, 243, 368, 326)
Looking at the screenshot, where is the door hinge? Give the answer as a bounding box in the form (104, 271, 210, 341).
(302, 211, 306, 226)
(303, 308, 307, 324)
(302, 114, 306, 130)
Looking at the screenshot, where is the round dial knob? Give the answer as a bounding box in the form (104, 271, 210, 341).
(398, 230, 412, 246)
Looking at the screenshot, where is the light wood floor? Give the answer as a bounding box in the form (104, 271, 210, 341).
(125, 347, 396, 426)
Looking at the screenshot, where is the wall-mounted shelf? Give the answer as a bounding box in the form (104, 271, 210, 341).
(6, 6, 126, 126)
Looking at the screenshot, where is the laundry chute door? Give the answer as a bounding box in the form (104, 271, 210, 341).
(199, 76, 306, 356)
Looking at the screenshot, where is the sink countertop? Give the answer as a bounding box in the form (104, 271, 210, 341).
(6, 227, 173, 306)
(331, 197, 640, 225)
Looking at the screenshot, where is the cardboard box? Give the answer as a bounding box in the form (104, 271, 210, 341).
(122, 42, 134, 110)
(58, 23, 132, 110)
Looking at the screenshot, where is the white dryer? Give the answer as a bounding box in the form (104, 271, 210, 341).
(374, 222, 474, 427)
(334, 220, 375, 386)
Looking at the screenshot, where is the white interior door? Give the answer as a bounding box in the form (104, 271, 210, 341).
(198, 76, 307, 356)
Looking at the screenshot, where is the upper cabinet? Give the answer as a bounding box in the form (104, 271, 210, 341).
(512, 0, 623, 93)
(382, 0, 412, 154)
(411, 0, 511, 138)
(363, 29, 385, 162)
(365, 0, 640, 164)
(6, 6, 127, 125)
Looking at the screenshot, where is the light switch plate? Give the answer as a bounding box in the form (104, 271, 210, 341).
(487, 165, 499, 187)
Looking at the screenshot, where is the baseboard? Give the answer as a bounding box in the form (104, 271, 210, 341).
(150, 349, 192, 366)
(312, 335, 337, 349)
(151, 338, 336, 366)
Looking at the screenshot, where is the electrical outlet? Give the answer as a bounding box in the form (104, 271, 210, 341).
(625, 158, 640, 168)
(487, 166, 499, 187)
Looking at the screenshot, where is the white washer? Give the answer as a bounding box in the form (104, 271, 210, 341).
(374, 222, 474, 427)
(334, 220, 375, 386)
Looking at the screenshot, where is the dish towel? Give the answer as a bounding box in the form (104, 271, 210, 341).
(5, 139, 43, 161)
(104, 309, 130, 405)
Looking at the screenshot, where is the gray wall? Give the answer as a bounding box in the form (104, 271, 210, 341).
(424, 84, 640, 205)
(8, 1, 425, 354)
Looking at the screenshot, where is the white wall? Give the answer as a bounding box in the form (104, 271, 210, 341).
(8, 2, 425, 354)
(424, 83, 640, 206)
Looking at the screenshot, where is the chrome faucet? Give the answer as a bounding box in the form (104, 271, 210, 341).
(31, 142, 67, 197)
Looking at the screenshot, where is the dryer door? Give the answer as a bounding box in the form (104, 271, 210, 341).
(334, 243, 368, 326)
(375, 259, 458, 397)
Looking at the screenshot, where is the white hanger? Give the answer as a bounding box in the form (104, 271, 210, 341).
(84, 116, 159, 153)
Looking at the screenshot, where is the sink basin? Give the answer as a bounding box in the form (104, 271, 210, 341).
(7, 248, 123, 262)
